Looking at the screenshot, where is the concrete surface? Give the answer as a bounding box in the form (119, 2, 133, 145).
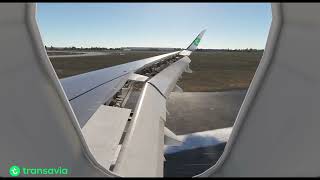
(164, 143, 227, 177)
(163, 90, 246, 177)
(166, 90, 246, 135)
(125, 90, 247, 177)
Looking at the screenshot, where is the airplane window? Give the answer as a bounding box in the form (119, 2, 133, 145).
(37, 3, 271, 177)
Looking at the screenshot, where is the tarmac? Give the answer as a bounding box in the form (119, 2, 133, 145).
(48, 51, 110, 58)
(125, 89, 247, 177)
(166, 90, 247, 135)
(163, 90, 246, 177)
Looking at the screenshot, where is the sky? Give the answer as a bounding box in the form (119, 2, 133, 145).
(37, 3, 271, 49)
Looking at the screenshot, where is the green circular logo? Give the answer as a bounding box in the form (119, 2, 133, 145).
(9, 165, 21, 177)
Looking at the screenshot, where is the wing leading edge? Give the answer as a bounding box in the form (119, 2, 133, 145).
(60, 30, 206, 127)
(58, 30, 206, 176)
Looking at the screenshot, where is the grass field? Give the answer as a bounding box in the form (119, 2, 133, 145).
(49, 51, 164, 78)
(179, 51, 262, 92)
(49, 50, 262, 92)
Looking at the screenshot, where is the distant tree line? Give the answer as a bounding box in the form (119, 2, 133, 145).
(45, 46, 263, 52)
(45, 46, 123, 51)
(196, 48, 264, 53)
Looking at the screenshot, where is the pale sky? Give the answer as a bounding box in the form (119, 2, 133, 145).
(37, 3, 272, 49)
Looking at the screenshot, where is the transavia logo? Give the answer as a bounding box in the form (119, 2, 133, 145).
(8, 165, 69, 176)
(9, 165, 21, 177)
(193, 37, 201, 46)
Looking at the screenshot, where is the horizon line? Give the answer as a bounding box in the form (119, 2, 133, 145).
(45, 46, 265, 51)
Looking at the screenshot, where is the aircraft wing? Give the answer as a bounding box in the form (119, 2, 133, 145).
(60, 51, 180, 127)
(60, 30, 206, 128)
(59, 30, 206, 176)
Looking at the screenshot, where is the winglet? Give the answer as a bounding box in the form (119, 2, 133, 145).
(180, 29, 206, 56)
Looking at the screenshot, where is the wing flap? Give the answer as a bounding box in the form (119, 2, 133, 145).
(148, 56, 191, 98)
(82, 105, 131, 169)
(60, 51, 180, 127)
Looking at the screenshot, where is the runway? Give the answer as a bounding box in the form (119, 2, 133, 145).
(164, 90, 247, 177)
(124, 89, 247, 177)
(48, 51, 110, 58)
(166, 90, 246, 135)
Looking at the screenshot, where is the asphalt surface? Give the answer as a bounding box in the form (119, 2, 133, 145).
(166, 90, 247, 135)
(48, 51, 110, 58)
(164, 90, 246, 177)
(125, 90, 247, 177)
(164, 143, 227, 177)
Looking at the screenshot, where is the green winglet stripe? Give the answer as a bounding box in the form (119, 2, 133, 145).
(193, 37, 201, 46)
